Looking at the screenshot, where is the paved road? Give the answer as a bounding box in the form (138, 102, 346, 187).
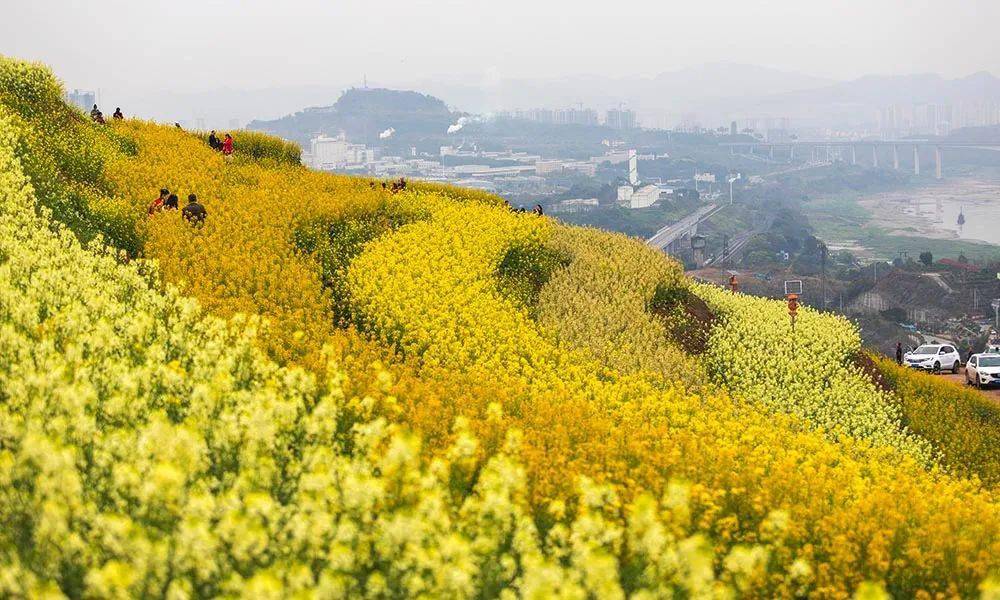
(940, 367, 1000, 403)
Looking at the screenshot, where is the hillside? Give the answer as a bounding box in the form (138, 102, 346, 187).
(248, 87, 456, 148)
(3, 56, 1000, 598)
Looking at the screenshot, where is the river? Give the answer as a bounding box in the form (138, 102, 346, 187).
(859, 177, 1000, 246)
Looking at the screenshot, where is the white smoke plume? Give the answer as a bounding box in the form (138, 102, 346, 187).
(447, 116, 471, 134)
(379, 127, 395, 139)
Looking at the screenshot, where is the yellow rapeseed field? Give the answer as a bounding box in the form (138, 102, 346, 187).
(3, 55, 1000, 598)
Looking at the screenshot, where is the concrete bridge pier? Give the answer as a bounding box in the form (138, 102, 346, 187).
(913, 145, 920, 176)
(893, 145, 900, 170)
(935, 146, 942, 179)
(769, 145, 774, 160)
(851, 145, 857, 165)
(789, 145, 795, 162)
(872, 145, 878, 167)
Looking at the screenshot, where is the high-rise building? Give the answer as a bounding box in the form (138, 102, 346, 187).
(66, 89, 96, 111)
(606, 108, 637, 130)
(310, 133, 370, 170)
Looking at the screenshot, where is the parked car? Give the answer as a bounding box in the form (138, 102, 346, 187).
(965, 354, 1000, 388)
(903, 344, 961, 373)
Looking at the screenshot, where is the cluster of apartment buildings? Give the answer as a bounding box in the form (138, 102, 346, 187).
(494, 106, 638, 129)
(876, 101, 1000, 137)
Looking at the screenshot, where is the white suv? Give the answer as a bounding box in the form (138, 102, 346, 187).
(965, 354, 1000, 388)
(903, 344, 961, 373)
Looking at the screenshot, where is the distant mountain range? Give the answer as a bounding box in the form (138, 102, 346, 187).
(404, 63, 835, 116)
(124, 63, 1000, 132)
(729, 71, 1000, 126)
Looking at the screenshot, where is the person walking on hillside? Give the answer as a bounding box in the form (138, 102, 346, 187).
(222, 133, 234, 159)
(895, 342, 904, 365)
(208, 130, 220, 151)
(112, 107, 124, 120)
(148, 188, 169, 215)
(182, 194, 207, 226)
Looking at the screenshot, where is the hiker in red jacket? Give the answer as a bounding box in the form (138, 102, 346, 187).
(222, 133, 234, 158)
(148, 188, 169, 215)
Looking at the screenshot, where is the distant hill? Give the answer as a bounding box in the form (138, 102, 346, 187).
(248, 87, 457, 148)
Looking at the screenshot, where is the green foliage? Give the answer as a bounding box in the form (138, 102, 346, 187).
(495, 238, 571, 310)
(294, 200, 427, 327)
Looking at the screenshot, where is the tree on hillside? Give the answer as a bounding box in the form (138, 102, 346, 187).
(919, 251, 933, 267)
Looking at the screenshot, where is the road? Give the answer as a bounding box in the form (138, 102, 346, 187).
(941, 367, 1000, 403)
(647, 203, 721, 249)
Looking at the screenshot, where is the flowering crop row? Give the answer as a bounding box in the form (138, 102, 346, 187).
(695, 283, 934, 461)
(875, 355, 1000, 486)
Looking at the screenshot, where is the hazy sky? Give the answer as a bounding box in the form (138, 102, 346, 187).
(3, 0, 1000, 95)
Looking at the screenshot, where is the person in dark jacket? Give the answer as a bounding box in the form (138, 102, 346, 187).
(182, 194, 207, 226)
(164, 193, 179, 210)
(112, 107, 124, 120)
(533, 204, 544, 216)
(895, 342, 904, 365)
(208, 130, 220, 150)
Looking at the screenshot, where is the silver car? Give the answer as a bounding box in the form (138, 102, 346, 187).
(965, 354, 1000, 389)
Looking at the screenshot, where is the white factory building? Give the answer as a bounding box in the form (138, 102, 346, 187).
(616, 149, 668, 209)
(310, 133, 371, 170)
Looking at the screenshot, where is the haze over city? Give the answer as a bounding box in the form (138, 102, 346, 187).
(6, 0, 1000, 124)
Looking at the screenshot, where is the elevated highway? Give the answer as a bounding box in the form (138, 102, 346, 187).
(721, 139, 1000, 180)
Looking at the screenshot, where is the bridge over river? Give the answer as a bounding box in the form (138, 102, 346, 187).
(720, 140, 1000, 179)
